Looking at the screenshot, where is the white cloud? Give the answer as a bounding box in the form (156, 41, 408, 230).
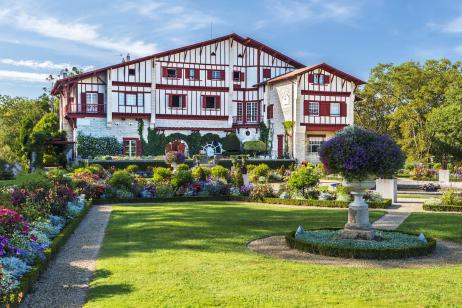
(441, 16, 462, 33)
(0, 58, 94, 71)
(267, 0, 359, 24)
(0, 70, 49, 83)
(0, 8, 158, 56)
(119, 1, 221, 33)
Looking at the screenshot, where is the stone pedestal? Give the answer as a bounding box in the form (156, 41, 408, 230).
(439, 170, 450, 185)
(376, 178, 397, 203)
(340, 180, 376, 240)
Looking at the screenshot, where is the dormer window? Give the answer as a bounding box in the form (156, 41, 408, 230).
(310, 73, 329, 85)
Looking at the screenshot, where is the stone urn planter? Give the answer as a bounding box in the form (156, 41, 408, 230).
(340, 179, 376, 240)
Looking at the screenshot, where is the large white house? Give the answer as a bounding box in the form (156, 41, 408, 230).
(51, 33, 364, 162)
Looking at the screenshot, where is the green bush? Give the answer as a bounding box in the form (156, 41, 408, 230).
(249, 163, 270, 183)
(423, 203, 462, 212)
(0, 159, 14, 180)
(125, 164, 139, 174)
(287, 165, 320, 197)
(243, 140, 266, 156)
(441, 190, 462, 206)
(47, 168, 72, 186)
(230, 165, 244, 187)
(433, 163, 442, 170)
(171, 170, 193, 189)
(176, 163, 190, 172)
(211, 165, 229, 180)
(285, 229, 436, 259)
(77, 134, 122, 158)
(156, 184, 175, 198)
(107, 170, 133, 190)
(191, 166, 211, 181)
(222, 133, 241, 154)
(16, 170, 52, 190)
(249, 184, 274, 200)
(153, 167, 172, 184)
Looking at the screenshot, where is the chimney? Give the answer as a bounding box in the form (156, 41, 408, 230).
(126, 53, 131, 61)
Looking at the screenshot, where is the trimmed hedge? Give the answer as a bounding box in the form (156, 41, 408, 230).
(255, 197, 392, 209)
(423, 204, 462, 212)
(2, 201, 92, 305)
(217, 159, 296, 169)
(285, 229, 437, 259)
(92, 196, 391, 209)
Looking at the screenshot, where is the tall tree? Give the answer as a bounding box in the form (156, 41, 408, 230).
(355, 59, 462, 161)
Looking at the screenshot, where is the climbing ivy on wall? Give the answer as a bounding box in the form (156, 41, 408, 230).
(141, 128, 228, 156)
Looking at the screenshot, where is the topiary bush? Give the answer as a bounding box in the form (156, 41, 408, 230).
(125, 164, 139, 174)
(211, 165, 229, 181)
(222, 133, 241, 155)
(249, 163, 270, 183)
(230, 164, 244, 187)
(171, 170, 193, 189)
(191, 166, 211, 181)
(287, 164, 320, 198)
(107, 170, 133, 191)
(243, 140, 266, 156)
(153, 167, 172, 184)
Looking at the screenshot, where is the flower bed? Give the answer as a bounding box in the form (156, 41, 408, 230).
(285, 229, 436, 259)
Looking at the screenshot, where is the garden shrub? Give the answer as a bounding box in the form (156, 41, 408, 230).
(156, 184, 175, 198)
(164, 151, 186, 164)
(287, 164, 320, 198)
(441, 190, 462, 206)
(16, 170, 52, 190)
(249, 184, 274, 200)
(230, 165, 244, 187)
(153, 167, 172, 184)
(176, 163, 190, 172)
(191, 166, 211, 181)
(249, 163, 270, 183)
(107, 170, 133, 191)
(211, 165, 229, 180)
(125, 164, 139, 174)
(171, 170, 193, 189)
(0, 160, 14, 180)
(46, 168, 72, 186)
(222, 133, 241, 155)
(77, 134, 122, 159)
(243, 140, 266, 156)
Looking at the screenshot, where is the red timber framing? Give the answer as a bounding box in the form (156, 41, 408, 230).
(301, 123, 347, 131)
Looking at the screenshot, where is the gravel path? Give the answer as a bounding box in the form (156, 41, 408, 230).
(372, 198, 424, 230)
(20, 205, 112, 308)
(248, 236, 462, 269)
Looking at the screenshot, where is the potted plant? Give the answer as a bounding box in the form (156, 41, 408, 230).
(164, 151, 186, 170)
(319, 126, 405, 239)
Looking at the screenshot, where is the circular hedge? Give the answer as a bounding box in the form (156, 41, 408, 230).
(285, 228, 436, 259)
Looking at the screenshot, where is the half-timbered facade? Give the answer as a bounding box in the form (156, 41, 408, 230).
(52, 34, 364, 161)
(260, 63, 365, 162)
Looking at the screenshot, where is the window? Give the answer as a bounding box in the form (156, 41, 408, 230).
(330, 102, 340, 116)
(189, 69, 196, 79)
(263, 68, 271, 79)
(311, 74, 328, 85)
(85, 93, 98, 113)
(246, 102, 258, 123)
(307, 137, 325, 153)
(123, 139, 139, 157)
(137, 94, 144, 107)
(126, 94, 137, 106)
(211, 70, 221, 80)
(167, 68, 178, 78)
(308, 102, 319, 115)
(233, 71, 241, 81)
(128, 68, 136, 76)
(267, 104, 274, 119)
(170, 95, 185, 108)
(205, 96, 218, 109)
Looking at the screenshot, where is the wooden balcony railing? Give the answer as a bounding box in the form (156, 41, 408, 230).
(232, 115, 263, 125)
(304, 115, 348, 125)
(115, 105, 146, 114)
(66, 104, 105, 114)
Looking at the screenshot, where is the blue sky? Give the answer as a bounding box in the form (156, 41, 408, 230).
(1, 0, 462, 98)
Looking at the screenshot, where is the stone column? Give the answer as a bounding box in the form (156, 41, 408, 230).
(439, 170, 450, 185)
(375, 178, 397, 203)
(106, 69, 112, 127)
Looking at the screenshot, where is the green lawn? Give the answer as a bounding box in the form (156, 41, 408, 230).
(86, 202, 462, 307)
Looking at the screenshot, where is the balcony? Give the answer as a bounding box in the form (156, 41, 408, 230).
(66, 103, 106, 116)
(232, 115, 263, 126)
(114, 105, 146, 114)
(304, 115, 348, 125)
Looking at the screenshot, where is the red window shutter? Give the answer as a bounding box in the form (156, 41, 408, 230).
(195, 69, 200, 80)
(168, 95, 172, 107)
(308, 74, 314, 83)
(240, 72, 245, 81)
(177, 68, 182, 78)
(182, 95, 187, 108)
(178, 143, 186, 153)
(136, 139, 142, 156)
(185, 69, 190, 79)
(267, 105, 273, 119)
(324, 75, 330, 84)
(263, 68, 271, 79)
(340, 102, 347, 116)
(202, 96, 207, 108)
(207, 70, 212, 80)
(162, 67, 168, 77)
(216, 96, 221, 109)
(320, 102, 329, 116)
(220, 70, 225, 80)
(97, 93, 104, 113)
(304, 101, 309, 116)
(81, 92, 86, 112)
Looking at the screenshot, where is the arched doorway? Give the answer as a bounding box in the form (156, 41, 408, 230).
(165, 140, 189, 156)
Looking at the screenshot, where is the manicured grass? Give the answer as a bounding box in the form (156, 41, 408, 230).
(87, 202, 462, 307)
(398, 212, 462, 243)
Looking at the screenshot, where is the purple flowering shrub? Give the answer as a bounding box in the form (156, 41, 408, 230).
(319, 126, 405, 181)
(164, 151, 186, 164)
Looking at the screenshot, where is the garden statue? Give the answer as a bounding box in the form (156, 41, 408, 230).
(319, 126, 405, 240)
